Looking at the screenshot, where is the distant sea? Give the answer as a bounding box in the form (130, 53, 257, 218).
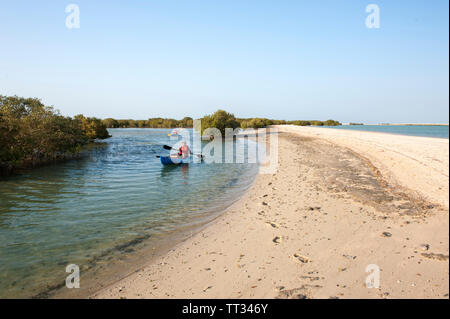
(324, 125, 449, 139)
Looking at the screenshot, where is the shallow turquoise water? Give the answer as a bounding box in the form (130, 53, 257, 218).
(0, 129, 258, 298)
(322, 125, 449, 139)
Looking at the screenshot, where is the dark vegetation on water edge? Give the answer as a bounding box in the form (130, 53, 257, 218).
(102, 116, 194, 129)
(0, 95, 110, 176)
(1, 95, 341, 175)
(103, 109, 342, 135)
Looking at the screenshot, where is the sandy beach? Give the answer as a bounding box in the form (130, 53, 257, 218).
(93, 126, 449, 299)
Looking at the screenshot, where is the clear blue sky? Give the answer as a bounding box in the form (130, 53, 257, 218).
(0, 0, 448, 123)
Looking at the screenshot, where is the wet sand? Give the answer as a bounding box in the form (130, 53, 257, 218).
(92, 126, 449, 299)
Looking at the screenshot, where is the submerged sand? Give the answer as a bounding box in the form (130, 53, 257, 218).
(92, 126, 449, 299)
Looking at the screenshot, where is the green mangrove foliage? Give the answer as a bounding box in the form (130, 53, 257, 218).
(198, 111, 341, 135)
(238, 118, 341, 129)
(287, 119, 341, 126)
(0, 95, 110, 173)
(101, 112, 341, 132)
(75, 114, 111, 139)
(200, 110, 240, 135)
(239, 118, 274, 129)
(102, 117, 194, 129)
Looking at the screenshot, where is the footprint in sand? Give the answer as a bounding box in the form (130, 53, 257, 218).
(292, 253, 311, 264)
(276, 284, 322, 299)
(421, 253, 449, 261)
(265, 221, 278, 228)
(273, 236, 282, 244)
(299, 275, 322, 282)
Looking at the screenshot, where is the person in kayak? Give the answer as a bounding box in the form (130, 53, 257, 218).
(178, 141, 192, 159)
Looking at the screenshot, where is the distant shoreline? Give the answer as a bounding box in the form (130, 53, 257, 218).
(311, 124, 448, 139)
(344, 123, 449, 126)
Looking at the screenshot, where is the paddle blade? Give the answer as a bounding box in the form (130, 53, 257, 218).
(163, 145, 173, 150)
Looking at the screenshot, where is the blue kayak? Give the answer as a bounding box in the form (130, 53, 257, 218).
(160, 156, 189, 165)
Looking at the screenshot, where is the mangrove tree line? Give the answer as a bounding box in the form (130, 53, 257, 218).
(0, 95, 110, 174)
(102, 111, 341, 134)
